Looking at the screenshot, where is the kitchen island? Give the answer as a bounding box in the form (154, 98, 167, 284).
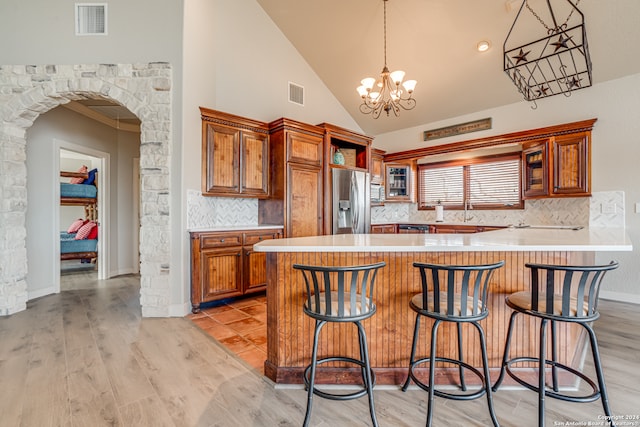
(254, 227, 632, 385)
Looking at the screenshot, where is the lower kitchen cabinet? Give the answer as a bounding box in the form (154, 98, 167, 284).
(370, 223, 397, 234)
(429, 224, 506, 234)
(190, 228, 282, 313)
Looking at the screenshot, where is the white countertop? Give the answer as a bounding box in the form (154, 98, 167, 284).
(253, 226, 632, 253)
(188, 225, 283, 233)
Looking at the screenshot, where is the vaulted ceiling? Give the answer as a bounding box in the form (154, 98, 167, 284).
(256, 0, 640, 136)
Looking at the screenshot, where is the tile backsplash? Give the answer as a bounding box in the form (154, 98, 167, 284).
(372, 191, 625, 228)
(187, 189, 625, 230)
(187, 190, 258, 229)
(589, 191, 625, 227)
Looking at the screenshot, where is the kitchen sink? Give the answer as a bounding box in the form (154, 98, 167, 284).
(512, 224, 584, 231)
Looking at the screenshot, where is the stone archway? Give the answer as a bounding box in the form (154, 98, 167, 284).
(0, 63, 172, 316)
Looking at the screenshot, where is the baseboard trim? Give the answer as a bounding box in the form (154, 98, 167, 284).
(28, 285, 57, 301)
(599, 290, 640, 305)
(169, 301, 191, 317)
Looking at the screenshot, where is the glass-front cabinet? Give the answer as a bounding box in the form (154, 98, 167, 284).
(385, 163, 413, 202)
(522, 140, 548, 198)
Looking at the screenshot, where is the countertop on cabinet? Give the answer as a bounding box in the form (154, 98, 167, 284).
(372, 220, 508, 227)
(188, 225, 283, 233)
(254, 226, 632, 253)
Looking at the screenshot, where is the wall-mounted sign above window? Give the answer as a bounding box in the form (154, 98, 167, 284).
(423, 118, 492, 141)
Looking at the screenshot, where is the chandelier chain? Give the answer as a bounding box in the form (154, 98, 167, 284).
(383, 0, 387, 66)
(525, 0, 581, 33)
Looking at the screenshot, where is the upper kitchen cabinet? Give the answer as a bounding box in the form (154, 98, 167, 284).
(551, 131, 590, 196)
(318, 123, 372, 171)
(385, 161, 416, 202)
(370, 148, 385, 185)
(200, 107, 269, 198)
(522, 130, 590, 199)
(522, 139, 549, 198)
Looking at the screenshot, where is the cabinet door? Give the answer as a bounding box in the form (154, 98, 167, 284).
(200, 247, 243, 301)
(385, 163, 413, 202)
(241, 131, 269, 197)
(287, 131, 323, 166)
(287, 164, 323, 237)
(242, 230, 282, 294)
(551, 132, 590, 196)
(522, 140, 549, 199)
(370, 151, 384, 185)
(202, 123, 240, 195)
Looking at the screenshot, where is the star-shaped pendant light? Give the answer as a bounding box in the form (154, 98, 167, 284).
(513, 49, 531, 65)
(503, 0, 592, 103)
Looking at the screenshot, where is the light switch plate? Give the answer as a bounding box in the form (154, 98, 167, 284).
(601, 203, 616, 214)
(636, 202, 640, 214)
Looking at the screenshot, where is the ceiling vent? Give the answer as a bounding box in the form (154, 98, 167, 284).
(288, 82, 305, 106)
(75, 3, 107, 35)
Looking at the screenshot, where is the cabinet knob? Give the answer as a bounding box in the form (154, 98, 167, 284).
(220, 239, 225, 242)
(246, 251, 251, 256)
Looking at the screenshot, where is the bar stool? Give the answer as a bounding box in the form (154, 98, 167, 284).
(293, 261, 386, 427)
(492, 261, 619, 427)
(402, 261, 505, 427)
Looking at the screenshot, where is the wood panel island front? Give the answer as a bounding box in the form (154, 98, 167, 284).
(253, 227, 632, 385)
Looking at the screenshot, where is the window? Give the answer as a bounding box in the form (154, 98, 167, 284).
(418, 153, 523, 210)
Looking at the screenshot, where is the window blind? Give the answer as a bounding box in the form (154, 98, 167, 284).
(418, 165, 464, 208)
(468, 158, 521, 207)
(418, 153, 522, 209)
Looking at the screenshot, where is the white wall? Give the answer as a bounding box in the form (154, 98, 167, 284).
(26, 107, 139, 295)
(180, 0, 366, 306)
(0, 0, 183, 66)
(116, 132, 140, 276)
(182, 0, 363, 193)
(1, 0, 184, 311)
(374, 74, 640, 300)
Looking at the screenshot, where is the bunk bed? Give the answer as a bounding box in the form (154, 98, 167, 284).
(60, 168, 98, 261)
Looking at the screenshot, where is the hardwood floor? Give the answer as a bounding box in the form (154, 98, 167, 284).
(1, 273, 638, 426)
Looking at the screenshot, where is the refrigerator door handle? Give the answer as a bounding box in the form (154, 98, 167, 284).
(350, 172, 359, 233)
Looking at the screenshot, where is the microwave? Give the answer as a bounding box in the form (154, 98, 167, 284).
(370, 184, 384, 203)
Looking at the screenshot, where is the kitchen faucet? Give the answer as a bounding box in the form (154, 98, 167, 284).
(464, 199, 473, 223)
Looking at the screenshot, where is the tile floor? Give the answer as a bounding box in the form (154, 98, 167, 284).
(187, 294, 267, 373)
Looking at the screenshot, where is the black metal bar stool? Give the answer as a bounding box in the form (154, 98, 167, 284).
(492, 261, 619, 427)
(402, 261, 505, 427)
(293, 261, 386, 427)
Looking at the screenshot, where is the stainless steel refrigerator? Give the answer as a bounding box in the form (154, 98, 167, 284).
(332, 169, 370, 234)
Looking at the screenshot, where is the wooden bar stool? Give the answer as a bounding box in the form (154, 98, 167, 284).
(492, 261, 619, 427)
(402, 261, 505, 427)
(293, 261, 386, 427)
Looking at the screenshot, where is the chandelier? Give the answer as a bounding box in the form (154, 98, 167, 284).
(503, 0, 592, 105)
(357, 0, 417, 118)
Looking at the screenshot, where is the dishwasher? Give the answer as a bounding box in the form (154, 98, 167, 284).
(397, 224, 430, 234)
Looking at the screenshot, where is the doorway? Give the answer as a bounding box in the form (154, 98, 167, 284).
(56, 144, 109, 291)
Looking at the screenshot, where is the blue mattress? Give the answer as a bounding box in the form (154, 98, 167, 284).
(60, 232, 98, 254)
(60, 183, 97, 198)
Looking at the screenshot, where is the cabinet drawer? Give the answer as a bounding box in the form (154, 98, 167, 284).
(200, 233, 242, 248)
(243, 230, 282, 245)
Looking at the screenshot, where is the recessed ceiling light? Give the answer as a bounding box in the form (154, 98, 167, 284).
(477, 40, 491, 52)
